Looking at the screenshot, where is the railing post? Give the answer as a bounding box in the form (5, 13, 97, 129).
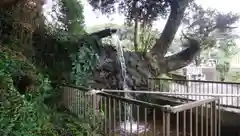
(217, 100, 221, 136)
(186, 80, 189, 100)
(148, 78, 155, 91)
(163, 105, 171, 136)
(165, 111, 170, 136)
(237, 85, 240, 108)
(92, 93, 97, 129)
(212, 101, 217, 136)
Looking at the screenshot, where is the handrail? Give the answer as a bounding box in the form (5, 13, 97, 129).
(169, 97, 219, 113)
(149, 77, 240, 85)
(59, 83, 90, 92)
(58, 83, 166, 110)
(101, 89, 240, 97)
(58, 83, 220, 113)
(96, 92, 166, 109)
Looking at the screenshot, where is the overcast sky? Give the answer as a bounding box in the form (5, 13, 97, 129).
(80, 0, 240, 27)
(43, 0, 240, 36)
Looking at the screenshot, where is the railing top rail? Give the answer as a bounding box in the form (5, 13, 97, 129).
(168, 97, 219, 113)
(59, 83, 220, 113)
(60, 83, 90, 92)
(59, 83, 166, 110)
(102, 89, 240, 97)
(97, 91, 166, 109)
(149, 77, 240, 85)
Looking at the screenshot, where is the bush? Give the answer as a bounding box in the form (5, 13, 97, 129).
(0, 49, 52, 135)
(0, 47, 103, 136)
(226, 71, 240, 82)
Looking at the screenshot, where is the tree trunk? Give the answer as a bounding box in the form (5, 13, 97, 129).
(150, 0, 190, 58)
(132, 0, 139, 52)
(133, 17, 139, 52)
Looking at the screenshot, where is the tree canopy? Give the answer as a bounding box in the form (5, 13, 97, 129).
(88, 0, 240, 72)
(183, 3, 239, 43)
(88, 0, 169, 25)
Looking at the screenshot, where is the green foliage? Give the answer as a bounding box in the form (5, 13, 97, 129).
(182, 3, 240, 66)
(33, 26, 99, 86)
(0, 9, 31, 53)
(32, 26, 102, 135)
(216, 61, 230, 81)
(63, 91, 105, 135)
(137, 26, 159, 53)
(88, 0, 169, 25)
(0, 39, 103, 135)
(70, 37, 99, 86)
(45, 103, 104, 136)
(57, 0, 85, 35)
(213, 40, 239, 81)
(0, 0, 103, 135)
(33, 28, 73, 82)
(87, 23, 159, 53)
(226, 71, 240, 82)
(184, 2, 240, 47)
(38, 0, 99, 86)
(0, 50, 52, 136)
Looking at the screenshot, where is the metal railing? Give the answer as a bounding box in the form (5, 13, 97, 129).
(148, 78, 240, 108)
(61, 84, 221, 136)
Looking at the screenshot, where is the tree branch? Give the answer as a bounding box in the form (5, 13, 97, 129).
(150, 0, 190, 57)
(89, 28, 117, 38)
(164, 36, 201, 72)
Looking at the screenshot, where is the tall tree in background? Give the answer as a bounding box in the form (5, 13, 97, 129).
(85, 0, 240, 89)
(214, 40, 239, 81)
(52, 0, 85, 35)
(33, 0, 87, 83)
(182, 2, 239, 65)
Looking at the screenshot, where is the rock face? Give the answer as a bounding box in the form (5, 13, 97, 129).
(90, 29, 162, 91)
(90, 28, 157, 91)
(92, 44, 152, 90)
(90, 28, 201, 91)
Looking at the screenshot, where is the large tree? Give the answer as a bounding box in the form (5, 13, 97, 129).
(182, 3, 239, 65)
(85, 0, 198, 89)
(86, 0, 240, 89)
(56, 0, 85, 34)
(214, 40, 239, 81)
